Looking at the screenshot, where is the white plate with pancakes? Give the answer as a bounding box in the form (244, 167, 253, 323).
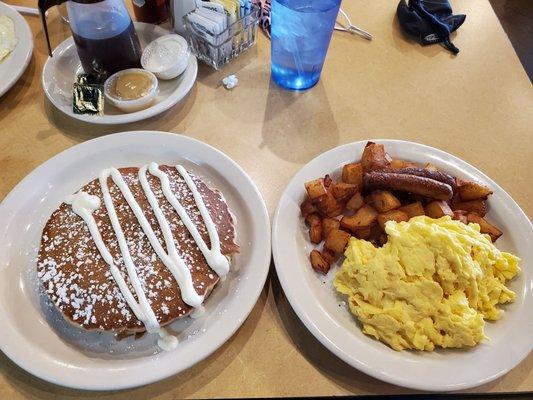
(0, 131, 271, 390)
(0, 2, 33, 97)
(272, 140, 533, 392)
(42, 23, 197, 125)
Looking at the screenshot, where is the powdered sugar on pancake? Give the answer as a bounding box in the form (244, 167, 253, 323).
(37, 165, 238, 340)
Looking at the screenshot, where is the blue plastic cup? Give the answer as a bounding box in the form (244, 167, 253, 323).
(271, 0, 341, 90)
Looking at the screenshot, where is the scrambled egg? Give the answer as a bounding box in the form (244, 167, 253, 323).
(334, 216, 520, 351)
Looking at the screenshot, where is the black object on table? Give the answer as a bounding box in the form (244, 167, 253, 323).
(397, 0, 466, 55)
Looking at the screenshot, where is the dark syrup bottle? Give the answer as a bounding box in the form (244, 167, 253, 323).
(38, 0, 142, 79)
(71, 18, 142, 77)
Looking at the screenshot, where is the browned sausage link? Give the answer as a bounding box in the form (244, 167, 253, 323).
(364, 172, 454, 200)
(390, 168, 457, 191)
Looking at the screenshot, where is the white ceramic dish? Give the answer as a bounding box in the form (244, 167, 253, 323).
(0, 131, 271, 390)
(272, 140, 533, 392)
(141, 34, 189, 80)
(0, 2, 33, 98)
(41, 23, 197, 125)
(104, 68, 159, 113)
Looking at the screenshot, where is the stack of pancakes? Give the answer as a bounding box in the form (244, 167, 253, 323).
(37, 165, 238, 337)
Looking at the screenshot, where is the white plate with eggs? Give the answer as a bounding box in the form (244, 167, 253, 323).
(42, 22, 197, 125)
(0, 2, 33, 98)
(273, 139, 533, 392)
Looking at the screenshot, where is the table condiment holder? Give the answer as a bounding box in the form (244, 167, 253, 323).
(184, 4, 260, 70)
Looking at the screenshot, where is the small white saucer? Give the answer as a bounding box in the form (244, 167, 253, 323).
(41, 23, 197, 125)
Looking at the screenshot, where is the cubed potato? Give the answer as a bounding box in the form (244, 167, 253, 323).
(300, 199, 317, 218)
(309, 224, 322, 244)
(390, 160, 418, 170)
(305, 214, 323, 244)
(452, 210, 468, 224)
(390, 159, 409, 170)
(324, 229, 351, 254)
(341, 162, 363, 190)
(354, 227, 372, 239)
(361, 142, 392, 172)
(367, 190, 401, 213)
(304, 178, 327, 200)
(398, 201, 425, 218)
(346, 192, 364, 212)
(451, 199, 487, 217)
(316, 193, 343, 218)
(310, 250, 330, 274)
(322, 218, 340, 241)
(424, 163, 439, 171)
(340, 204, 378, 231)
(458, 181, 493, 201)
(331, 182, 358, 200)
(305, 213, 321, 226)
(321, 248, 337, 264)
(467, 213, 503, 242)
(425, 201, 453, 219)
(377, 210, 409, 229)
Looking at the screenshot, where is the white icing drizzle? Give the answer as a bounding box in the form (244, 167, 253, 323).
(64, 163, 229, 350)
(157, 328, 179, 351)
(137, 165, 203, 308)
(149, 163, 229, 278)
(65, 191, 150, 329)
(99, 169, 160, 333)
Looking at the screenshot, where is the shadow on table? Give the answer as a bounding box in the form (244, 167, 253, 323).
(37, 82, 200, 143)
(260, 78, 340, 165)
(0, 275, 270, 399)
(0, 57, 36, 121)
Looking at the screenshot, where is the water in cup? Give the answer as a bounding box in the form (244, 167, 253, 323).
(271, 0, 341, 90)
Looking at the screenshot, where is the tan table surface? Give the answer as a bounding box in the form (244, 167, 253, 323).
(1, 0, 532, 397)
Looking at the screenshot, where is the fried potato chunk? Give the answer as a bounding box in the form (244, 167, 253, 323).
(452, 199, 487, 217)
(458, 181, 493, 201)
(467, 213, 503, 242)
(316, 193, 343, 218)
(331, 182, 358, 200)
(425, 200, 453, 218)
(452, 210, 468, 224)
(324, 229, 351, 253)
(341, 205, 378, 231)
(367, 190, 401, 213)
(310, 250, 330, 274)
(304, 178, 327, 200)
(322, 218, 341, 241)
(300, 199, 317, 218)
(346, 192, 364, 212)
(361, 142, 392, 172)
(342, 162, 364, 190)
(377, 210, 409, 229)
(398, 201, 425, 218)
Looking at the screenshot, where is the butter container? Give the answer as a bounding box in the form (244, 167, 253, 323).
(141, 34, 190, 80)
